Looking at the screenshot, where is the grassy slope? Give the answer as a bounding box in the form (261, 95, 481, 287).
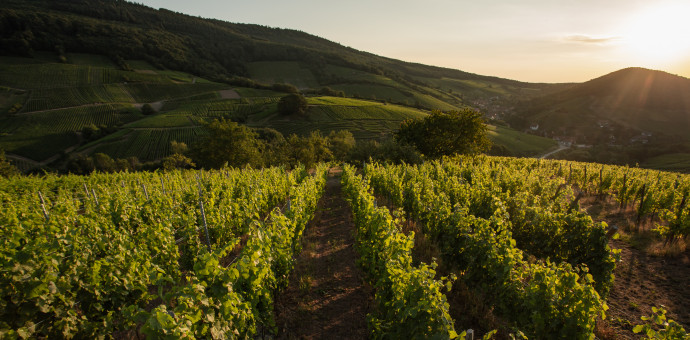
(641, 153, 690, 173)
(0, 55, 226, 162)
(488, 125, 557, 156)
(246, 61, 319, 89)
(0, 54, 557, 166)
(252, 97, 428, 139)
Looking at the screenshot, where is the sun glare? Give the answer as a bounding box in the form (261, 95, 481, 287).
(621, 3, 690, 66)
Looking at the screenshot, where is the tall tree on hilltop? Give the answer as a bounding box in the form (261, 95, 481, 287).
(396, 108, 491, 158)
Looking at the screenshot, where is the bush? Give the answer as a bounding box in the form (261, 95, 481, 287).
(0, 150, 19, 177)
(277, 93, 308, 116)
(141, 103, 155, 115)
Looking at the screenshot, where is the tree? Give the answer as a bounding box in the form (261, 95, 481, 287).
(162, 153, 196, 170)
(277, 93, 308, 115)
(282, 131, 332, 169)
(0, 150, 18, 177)
(396, 108, 491, 158)
(170, 141, 188, 155)
(141, 103, 155, 115)
(190, 119, 263, 168)
(93, 153, 116, 172)
(271, 83, 299, 94)
(327, 130, 355, 160)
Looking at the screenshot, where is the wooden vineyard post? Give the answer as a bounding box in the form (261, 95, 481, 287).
(91, 188, 99, 207)
(636, 184, 646, 227)
(38, 191, 49, 222)
(620, 173, 627, 210)
(141, 182, 149, 200)
(598, 166, 604, 198)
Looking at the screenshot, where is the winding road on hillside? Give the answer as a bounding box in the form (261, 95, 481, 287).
(539, 144, 569, 159)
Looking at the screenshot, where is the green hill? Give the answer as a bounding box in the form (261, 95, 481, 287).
(0, 54, 556, 170)
(0, 0, 566, 170)
(0, 0, 556, 112)
(512, 68, 690, 143)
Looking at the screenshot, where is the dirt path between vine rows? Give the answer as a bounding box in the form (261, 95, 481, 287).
(581, 197, 690, 339)
(274, 168, 372, 339)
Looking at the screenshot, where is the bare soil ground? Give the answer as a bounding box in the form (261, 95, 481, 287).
(582, 196, 690, 339)
(218, 89, 240, 99)
(274, 168, 372, 339)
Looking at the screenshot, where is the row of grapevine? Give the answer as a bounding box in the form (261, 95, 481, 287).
(0, 63, 171, 90)
(29, 104, 138, 133)
(368, 157, 619, 295)
(92, 127, 203, 161)
(2, 104, 136, 136)
(161, 98, 273, 121)
(545, 159, 690, 240)
(127, 165, 328, 337)
(23, 85, 135, 112)
(341, 164, 461, 339)
(0, 165, 327, 338)
(363, 157, 610, 339)
(307, 104, 424, 122)
(124, 83, 227, 103)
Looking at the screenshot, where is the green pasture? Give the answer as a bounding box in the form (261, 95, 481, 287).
(642, 153, 690, 173)
(488, 124, 557, 156)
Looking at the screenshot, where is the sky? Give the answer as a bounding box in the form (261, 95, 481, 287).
(136, 0, 690, 83)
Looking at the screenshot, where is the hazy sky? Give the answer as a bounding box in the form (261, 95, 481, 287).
(136, 0, 690, 83)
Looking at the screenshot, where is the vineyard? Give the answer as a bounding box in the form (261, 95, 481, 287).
(86, 128, 205, 162)
(347, 156, 689, 338)
(0, 165, 328, 338)
(1, 104, 142, 161)
(1, 157, 689, 338)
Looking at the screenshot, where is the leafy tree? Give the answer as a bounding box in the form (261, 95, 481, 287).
(271, 83, 299, 94)
(66, 155, 95, 174)
(277, 93, 308, 115)
(163, 141, 195, 170)
(282, 131, 332, 169)
(81, 124, 100, 141)
(348, 138, 422, 164)
(93, 153, 116, 172)
(161, 153, 196, 170)
(255, 127, 287, 166)
(396, 109, 491, 158)
(190, 119, 263, 168)
(327, 130, 356, 160)
(141, 103, 155, 115)
(377, 138, 423, 164)
(349, 139, 380, 164)
(318, 87, 345, 97)
(0, 150, 19, 177)
(170, 141, 188, 155)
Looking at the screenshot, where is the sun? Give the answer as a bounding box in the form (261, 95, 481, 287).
(620, 2, 690, 66)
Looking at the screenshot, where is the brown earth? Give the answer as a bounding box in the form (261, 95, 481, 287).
(582, 196, 690, 339)
(274, 168, 372, 339)
(218, 89, 240, 99)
